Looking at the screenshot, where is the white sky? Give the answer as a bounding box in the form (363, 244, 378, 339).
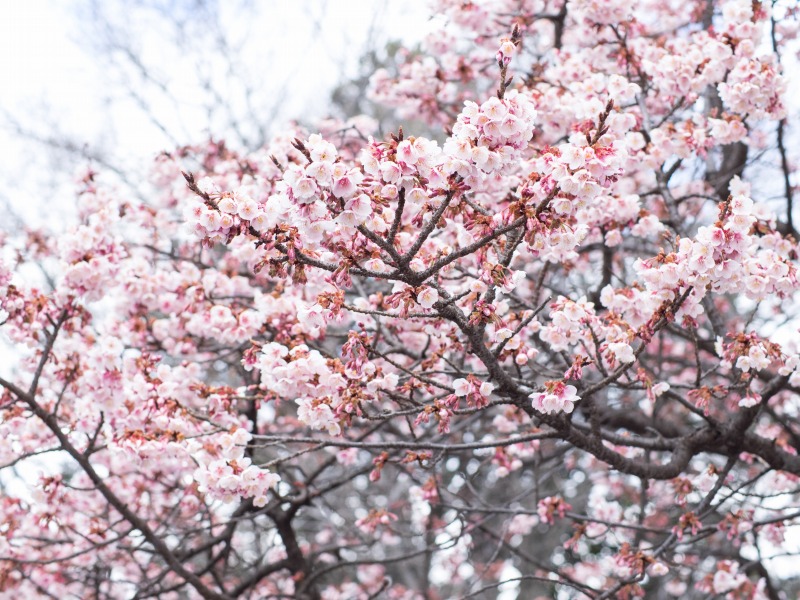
(0, 0, 433, 224)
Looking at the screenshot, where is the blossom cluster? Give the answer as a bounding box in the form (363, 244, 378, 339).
(191, 428, 280, 507)
(443, 91, 537, 176)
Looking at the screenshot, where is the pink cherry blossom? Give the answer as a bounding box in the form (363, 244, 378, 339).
(0, 4, 798, 598)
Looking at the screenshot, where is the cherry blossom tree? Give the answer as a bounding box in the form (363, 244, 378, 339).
(2, 0, 800, 598)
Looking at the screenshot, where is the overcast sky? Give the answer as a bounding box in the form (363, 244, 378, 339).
(0, 0, 431, 224)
